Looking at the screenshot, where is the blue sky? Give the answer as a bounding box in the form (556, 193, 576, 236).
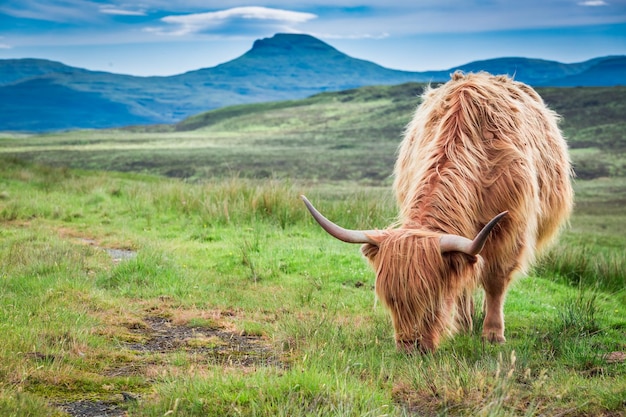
(1, 1, 625, 76)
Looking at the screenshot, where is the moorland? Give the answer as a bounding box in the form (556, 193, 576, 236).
(0, 82, 624, 416)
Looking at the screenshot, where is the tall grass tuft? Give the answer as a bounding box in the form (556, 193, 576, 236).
(118, 176, 396, 232)
(517, 287, 606, 374)
(557, 290, 600, 338)
(121, 177, 309, 228)
(0, 157, 397, 231)
(534, 245, 626, 296)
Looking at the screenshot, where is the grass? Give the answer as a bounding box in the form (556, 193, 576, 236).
(535, 245, 625, 300)
(0, 157, 624, 416)
(0, 82, 625, 415)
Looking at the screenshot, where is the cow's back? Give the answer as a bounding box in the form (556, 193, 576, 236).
(393, 71, 573, 272)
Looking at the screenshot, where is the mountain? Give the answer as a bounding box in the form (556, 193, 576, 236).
(541, 56, 626, 87)
(1, 33, 624, 132)
(0, 77, 151, 131)
(171, 34, 422, 93)
(0, 58, 90, 85)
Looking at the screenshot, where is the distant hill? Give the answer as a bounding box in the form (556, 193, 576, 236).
(543, 56, 626, 87)
(1, 33, 624, 132)
(2, 83, 623, 182)
(0, 58, 89, 85)
(0, 77, 151, 131)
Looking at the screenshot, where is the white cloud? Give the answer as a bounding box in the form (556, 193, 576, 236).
(99, 6, 146, 16)
(157, 6, 317, 36)
(0, 0, 101, 23)
(578, 0, 609, 5)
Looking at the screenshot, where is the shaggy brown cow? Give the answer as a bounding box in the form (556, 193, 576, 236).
(302, 71, 573, 353)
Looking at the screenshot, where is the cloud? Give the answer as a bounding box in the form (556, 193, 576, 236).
(0, 0, 101, 23)
(99, 6, 146, 16)
(578, 0, 609, 5)
(155, 6, 317, 36)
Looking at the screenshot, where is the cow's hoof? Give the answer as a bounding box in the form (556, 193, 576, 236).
(482, 332, 506, 344)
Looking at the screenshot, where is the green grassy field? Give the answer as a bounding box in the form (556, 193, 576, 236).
(0, 160, 624, 416)
(0, 84, 625, 416)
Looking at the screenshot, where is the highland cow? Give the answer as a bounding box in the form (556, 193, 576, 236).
(302, 71, 573, 353)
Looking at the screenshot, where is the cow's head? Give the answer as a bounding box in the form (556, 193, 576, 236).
(301, 195, 507, 352)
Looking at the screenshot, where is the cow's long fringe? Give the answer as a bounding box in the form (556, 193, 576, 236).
(364, 230, 484, 352)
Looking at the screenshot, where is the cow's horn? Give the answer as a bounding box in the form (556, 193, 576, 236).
(300, 195, 380, 245)
(439, 211, 508, 255)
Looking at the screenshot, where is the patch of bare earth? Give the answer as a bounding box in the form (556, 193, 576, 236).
(124, 316, 281, 367)
(58, 399, 127, 417)
(58, 313, 282, 417)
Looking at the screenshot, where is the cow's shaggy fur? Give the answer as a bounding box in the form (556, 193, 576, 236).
(363, 71, 573, 352)
(362, 230, 484, 352)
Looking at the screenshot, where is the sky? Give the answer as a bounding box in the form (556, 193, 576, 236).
(1, 1, 625, 76)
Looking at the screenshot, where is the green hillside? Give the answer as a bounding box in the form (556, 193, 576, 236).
(0, 83, 624, 182)
(176, 83, 626, 180)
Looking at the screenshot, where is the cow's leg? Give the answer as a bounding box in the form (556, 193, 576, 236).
(481, 267, 516, 343)
(482, 290, 507, 343)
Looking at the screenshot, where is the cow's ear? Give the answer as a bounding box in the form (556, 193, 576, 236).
(361, 243, 379, 260)
(465, 254, 479, 265)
